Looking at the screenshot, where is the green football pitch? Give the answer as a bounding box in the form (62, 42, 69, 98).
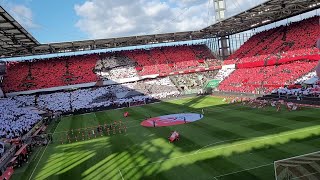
(11, 96, 320, 180)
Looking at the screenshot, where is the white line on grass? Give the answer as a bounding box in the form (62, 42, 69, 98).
(121, 137, 243, 171)
(122, 125, 320, 171)
(213, 163, 273, 179)
(194, 138, 245, 154)
(28, 146, 42, 163)
(28, 119, 61, 180)
(119, 169, 125, 180)
(28, 142, 50, 180)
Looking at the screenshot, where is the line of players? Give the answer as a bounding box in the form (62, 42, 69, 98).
(60, 120, 127, 144)
(224, 96, 300, 111)
(241, 98, 300, 111)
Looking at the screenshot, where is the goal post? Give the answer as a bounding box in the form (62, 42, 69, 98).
(274, 151, 320, 180)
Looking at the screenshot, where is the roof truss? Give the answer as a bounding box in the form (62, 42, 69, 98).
(0, 6, 39, 58)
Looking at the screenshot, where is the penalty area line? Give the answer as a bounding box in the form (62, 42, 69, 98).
(213, 163, 273, 179)
(121, 137, 244, 171)
(194, 138, 245, 154)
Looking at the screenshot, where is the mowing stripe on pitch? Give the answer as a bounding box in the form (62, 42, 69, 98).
(122, 125, 320, 170)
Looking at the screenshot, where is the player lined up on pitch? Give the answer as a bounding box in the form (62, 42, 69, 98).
(239, 98, 300, 111)
(59, 120, 127, 144)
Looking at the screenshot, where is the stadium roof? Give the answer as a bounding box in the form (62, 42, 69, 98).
(0, 6, 39, 58)
(202, 0, 320, 35)
(32, 30, 208, 56)
(1, 0, 320, 58)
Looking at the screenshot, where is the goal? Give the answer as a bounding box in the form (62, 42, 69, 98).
(274, 151, 320, 180)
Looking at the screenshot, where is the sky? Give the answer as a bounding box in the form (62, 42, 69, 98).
(0, 0, 270, 44)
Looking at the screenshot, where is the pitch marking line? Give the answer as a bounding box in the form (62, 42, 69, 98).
(213, 163, 273, 179)
(119, 169, 125, 180)
(122, 125, 320, 171)
(121, 138, 243, 171)
(28, 142, 50, 180)
(28, 119, 61, 180)
(28, 146, 42, 163)
(194, 138, 245, 154)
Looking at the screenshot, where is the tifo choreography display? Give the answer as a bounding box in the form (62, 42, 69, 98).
(0, 3, 320, 180)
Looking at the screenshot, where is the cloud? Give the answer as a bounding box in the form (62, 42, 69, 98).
(74, 0, 212, 39)
(8, 4, 39, 29)
(74, 0, 300, 38)
(225, 0, 268, 17)
(74, 0, 274, 39)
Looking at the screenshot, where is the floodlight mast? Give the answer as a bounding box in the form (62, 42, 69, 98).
(213, 0, 226, 22)
(213, 0, 230, 60)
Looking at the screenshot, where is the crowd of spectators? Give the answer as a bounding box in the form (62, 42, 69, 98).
(94, 55, 138, 80)
(225, 16, 320, 65)
(123, 45, 215, 75)
(3, 44, 217, 93)
(272, 82, 320, 97)
(295, 71, 317, 84)
(213, 68, 235, 82)
(31, 77, 179, 112)
(218, 61, 318, 94)
(0, 76, 181, 140)
(218, 16, 320, 94)
(0, 97, 42, 139)
(170, 71, 218, 93)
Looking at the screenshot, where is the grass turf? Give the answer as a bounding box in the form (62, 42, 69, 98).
(10, 96, 320, 180)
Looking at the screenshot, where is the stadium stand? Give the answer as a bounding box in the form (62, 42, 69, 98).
(170, 71, 219, 94)
(27, 77, 179, 113)
(219, 61, 318, 93)
(94, 54, 138, 80)
(225, 16, 320, 65)
(2, 45, 216, 93)
(0, 97, 42, 139)
(1, 15, 319, 141)
(213, 68, 235, 82)
(295, 71, 317, 84)
(218, 16, 320, 94)
(0, 76, 180, 139)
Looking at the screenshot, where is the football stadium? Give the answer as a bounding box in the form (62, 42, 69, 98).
(0, 0, 320, 179)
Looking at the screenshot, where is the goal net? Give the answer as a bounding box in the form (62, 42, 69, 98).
(274, 151, 320, 180)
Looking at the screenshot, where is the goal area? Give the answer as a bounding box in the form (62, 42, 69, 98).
(274, 151, 320, 180)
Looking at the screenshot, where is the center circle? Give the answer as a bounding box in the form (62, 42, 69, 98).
(140, 113, 204, 127)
